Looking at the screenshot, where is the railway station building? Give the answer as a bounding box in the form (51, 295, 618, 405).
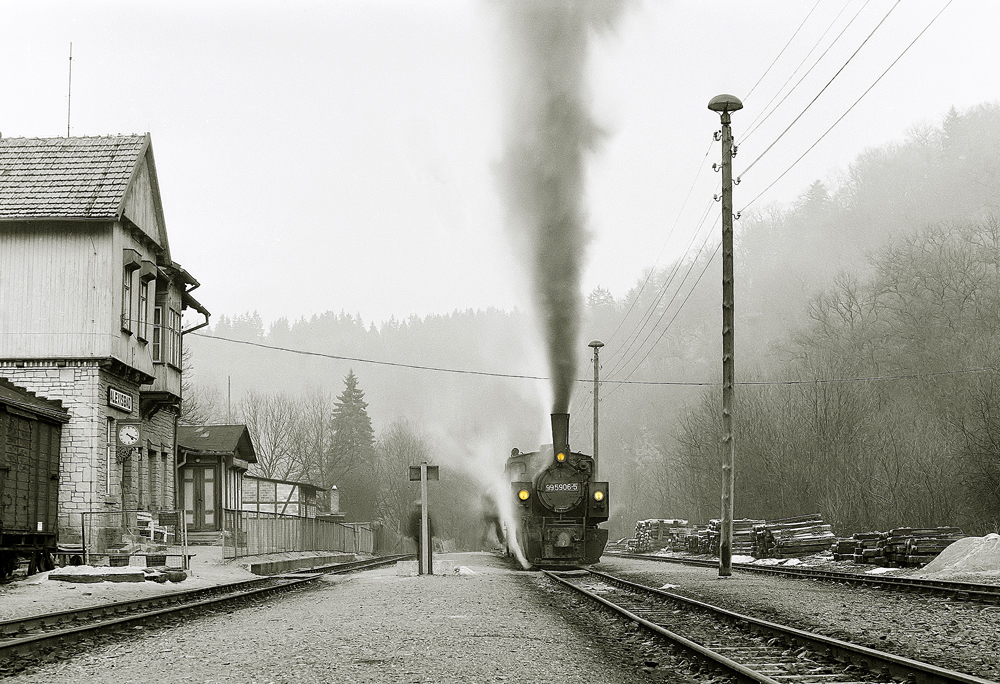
(0, 134, 209, 545)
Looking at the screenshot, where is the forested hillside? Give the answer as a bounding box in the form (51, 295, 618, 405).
(186, 102, 1000, 543)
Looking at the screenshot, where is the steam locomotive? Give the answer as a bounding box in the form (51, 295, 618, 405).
(505, 413, 609, 568)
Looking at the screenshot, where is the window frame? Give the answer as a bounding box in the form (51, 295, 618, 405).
(152, 306, 163, 362)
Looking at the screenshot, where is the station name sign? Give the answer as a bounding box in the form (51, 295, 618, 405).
(108, 386, 134, 413)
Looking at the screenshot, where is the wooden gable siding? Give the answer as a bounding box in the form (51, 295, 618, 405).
(120, 154, 165, 250)
(0, 220, 157, 380)
(0, 222, 113, 358)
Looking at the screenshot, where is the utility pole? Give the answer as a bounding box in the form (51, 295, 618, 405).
(588, 340, 604, 478)
(708, 94, 742, 578)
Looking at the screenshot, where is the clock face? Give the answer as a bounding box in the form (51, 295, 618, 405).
(119, 424, 140, 446)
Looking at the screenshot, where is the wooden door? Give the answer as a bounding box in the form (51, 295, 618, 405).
(182, 466, 217, 531)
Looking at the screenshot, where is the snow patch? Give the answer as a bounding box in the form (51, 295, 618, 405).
(917, 534, 1000, 578)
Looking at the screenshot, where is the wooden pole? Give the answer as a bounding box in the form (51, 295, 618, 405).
(708, 94, 742, 578)
(589, 340, 604, 478)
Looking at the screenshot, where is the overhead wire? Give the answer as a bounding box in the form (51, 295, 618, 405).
(595, 1, 829, 384)
(737, 0, 902, 181)
(738, 0, 953, 214)
(602, 238, 722, 401)
(742, 0, 823, 102)
(188, 331, 999, 388)
(603, 207, 719, 382)
(740, 0, 868, 144)
(601, 194, 718, 380)
(602, 139, 716, 352)
(582, 1, 943, 402)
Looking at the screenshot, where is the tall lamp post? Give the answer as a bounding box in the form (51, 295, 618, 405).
(708, 93, 742, 578)
(588, 340, 604, 478)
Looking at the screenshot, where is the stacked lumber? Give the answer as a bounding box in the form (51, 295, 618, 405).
(685, 525, 710, 554)
(881, 527, 964, 566)
(752, 513, 836, 558)
(633, 519, 690, 552)
(849, 527, 965, 566)
(852, 532, 883, 564)
(693, 519, 762, 556)
(701, 520, 721, 556)
(830, 538, 858, 561)
(733, 519, 764, 555)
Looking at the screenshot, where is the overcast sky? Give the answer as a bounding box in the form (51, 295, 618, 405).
(1, 1, 995, 329)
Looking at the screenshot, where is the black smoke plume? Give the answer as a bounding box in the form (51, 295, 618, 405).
(497, 0, 624, 413)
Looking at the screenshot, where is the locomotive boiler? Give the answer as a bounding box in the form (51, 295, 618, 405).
(505, 413, 609, 567)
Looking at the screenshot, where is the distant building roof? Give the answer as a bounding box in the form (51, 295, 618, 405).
(244, 474, 328, 493)
(0, 377, 70, 423)
(0, 135, 148, 220)
(177, 424, 258, 464)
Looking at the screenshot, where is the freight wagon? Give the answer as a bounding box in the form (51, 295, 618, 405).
(0, 378, 68, 578)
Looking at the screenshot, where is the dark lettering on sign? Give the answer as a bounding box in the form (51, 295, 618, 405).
(108, 387, 133, 413)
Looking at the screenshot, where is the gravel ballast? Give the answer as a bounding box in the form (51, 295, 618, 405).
(2, 552, 639, 684)
(4, 550, 999, 682)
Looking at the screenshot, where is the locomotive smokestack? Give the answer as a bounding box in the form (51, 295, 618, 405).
(551, 413, 570, 457)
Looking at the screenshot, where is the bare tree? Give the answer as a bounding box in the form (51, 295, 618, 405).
(238, 391, 302, 480)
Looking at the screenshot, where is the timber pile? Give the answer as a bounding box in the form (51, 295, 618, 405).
(687, 519, 761, 556)
(831, 538, 858, 561)
(850, 527, 965, 566)
(752, 513, 836, 559)
(733, 518, 764, 555)
(881, 527, 965, 566)
(852, 532, 883, 564)
(633, 519, 690, 552)
(685, 525, 710, 554)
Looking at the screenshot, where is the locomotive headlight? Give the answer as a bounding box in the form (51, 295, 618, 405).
(518, 489, 530, 501)
(593, 490, 605, 502)
(556, 452, 566, 462)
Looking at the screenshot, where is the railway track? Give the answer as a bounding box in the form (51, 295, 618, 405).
(0, 555, 408, 668)
(607, 552, 1000, 604)
(546, 568, 997, 684)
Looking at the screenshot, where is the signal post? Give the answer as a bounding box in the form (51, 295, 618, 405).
(408, 462, 439, 575)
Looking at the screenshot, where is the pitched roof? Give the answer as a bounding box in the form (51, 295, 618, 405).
(0, 377, 70, 423)
(177, 424, 258, 463)
(0, 135, 148, 220)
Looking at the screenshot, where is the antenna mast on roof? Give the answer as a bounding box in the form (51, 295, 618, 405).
(67, 43, 73, 138)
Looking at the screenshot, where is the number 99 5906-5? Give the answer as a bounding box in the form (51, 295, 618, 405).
(543, 483, 579, 492)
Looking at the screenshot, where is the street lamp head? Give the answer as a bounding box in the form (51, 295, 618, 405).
(588, 340, 604, 349)
(707, 94, 743, 113)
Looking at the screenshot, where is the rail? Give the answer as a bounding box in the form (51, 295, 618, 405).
(547, 568, 997, 684)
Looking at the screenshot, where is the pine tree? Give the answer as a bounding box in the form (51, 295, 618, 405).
(328, 370, 377, 520)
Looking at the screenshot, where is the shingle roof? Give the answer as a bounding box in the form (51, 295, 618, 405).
(177, 424, 258, 463)
(0, 135, 147, 219)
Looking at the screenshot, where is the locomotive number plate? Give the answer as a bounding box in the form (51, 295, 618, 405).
(543, 482, 579, 492)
